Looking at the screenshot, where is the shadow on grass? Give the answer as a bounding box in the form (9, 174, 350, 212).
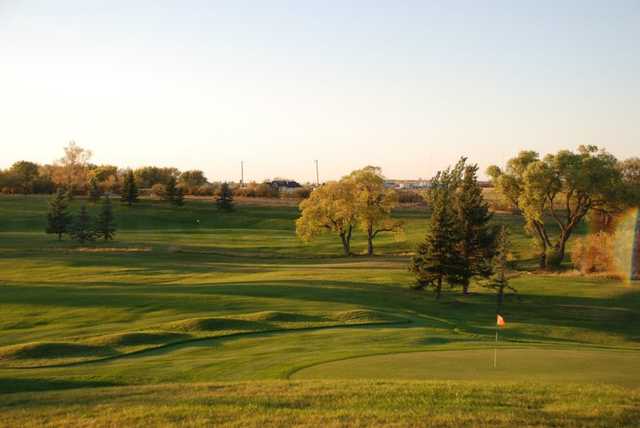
(0, 378, 120, 394)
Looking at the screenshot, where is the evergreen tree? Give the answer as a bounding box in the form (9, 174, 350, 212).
(455, 160, 495, 294)
(217, 182, 234, 211)
(46, 188, 72, 240)
(95, 196, 116, 241)
(483, 226, 516, 312)
(88, 176, 102, 203)
(164, 176, 184, 206)
(69, 205, 96, 243)
(409, 169, 464, 299)
(174, 186, 184, 206)
(121, 170, 138, 206)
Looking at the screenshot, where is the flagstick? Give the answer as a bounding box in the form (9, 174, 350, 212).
(493, 322, 498, 368)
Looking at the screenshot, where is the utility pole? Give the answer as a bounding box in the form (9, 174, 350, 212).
(314, 160, 319, 185)
(240, 161, 244, 187)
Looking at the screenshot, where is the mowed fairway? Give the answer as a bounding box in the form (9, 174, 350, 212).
(0, 195, 639, 426)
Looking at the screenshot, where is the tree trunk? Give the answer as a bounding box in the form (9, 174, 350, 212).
(539, 251, 547, 269)
(340, 234, 350, 256)
(435, 277, 442, 300)
(58, 232, 62, 241)
(462, 279, 470, 295)
(340, 226, 353, 256)
(367, 225, 374, 256)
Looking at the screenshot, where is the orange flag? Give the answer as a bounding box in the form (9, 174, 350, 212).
(496, 314, 505, 327)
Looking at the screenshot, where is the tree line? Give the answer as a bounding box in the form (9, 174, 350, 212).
(46, 190, 116, 243)
(297, 146, 640, 301)
(2, 142, 306, 199)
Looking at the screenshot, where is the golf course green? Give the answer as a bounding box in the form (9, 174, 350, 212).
(0, 195, 638, 426)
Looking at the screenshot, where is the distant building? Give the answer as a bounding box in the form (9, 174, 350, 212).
(268, 179, 303, 193)
(384, 180, 431, 190)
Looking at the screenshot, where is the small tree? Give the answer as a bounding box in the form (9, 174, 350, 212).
(409, 169, 464, 299)
(69, 205, 96, 244)
(46, 188, 72, 240)
(483, 226, 517, 312)
(121, 170, 139, 206)
(164, 176, 184, 206)
(217, 182, 234, 210)
(174, 186, 184, 206)
(95, 196, 116, 241)
(88, 176, 102, 203)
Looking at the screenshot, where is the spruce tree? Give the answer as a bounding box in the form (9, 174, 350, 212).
(95, 196, 116, 241)
(174, 186, 184, 206)
(164, 176, 184, 206)
(217, 182, 234, 211)
(483, 226, 516, 312)
(46, 188, 72, 240)
(410, 169, 464, 299)
(88, 176, 102, 203)
(69, 205, 96, 244)
(121, 170, 138, 206)
(455, 161, 494, 294)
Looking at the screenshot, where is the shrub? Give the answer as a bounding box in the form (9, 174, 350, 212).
(151, 183, 166, 198)
(193, 183, 217, 196)
(571, 232, 615, 274)
(397, 190, 424, 204)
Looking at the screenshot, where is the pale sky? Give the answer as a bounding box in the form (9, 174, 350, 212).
(1, 1, 639, 182)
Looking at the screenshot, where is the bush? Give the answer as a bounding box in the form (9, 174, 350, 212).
(397, 190, 424, 204)
(571, 232, 615, 274)
(193, 183, 217, 196)
(151, 183, 166, 198)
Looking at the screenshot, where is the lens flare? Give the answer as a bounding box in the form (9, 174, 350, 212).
(612, 208, 640, 283)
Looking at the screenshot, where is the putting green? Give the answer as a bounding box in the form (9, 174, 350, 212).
(293, 348, 640, 387)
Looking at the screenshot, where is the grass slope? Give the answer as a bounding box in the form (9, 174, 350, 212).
(0, 380, 638, 427)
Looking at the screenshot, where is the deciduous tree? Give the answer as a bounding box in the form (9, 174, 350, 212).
(296, 180, 357, 256)
(347, 166, 402, 256)
(54, 141, 92, 194)
(488, 146, 623, 269)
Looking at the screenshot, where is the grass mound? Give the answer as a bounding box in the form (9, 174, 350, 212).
(167, 317, 263, 332)
(328, 309, 400, 323)
(86, 332, 189, 347)
(239, 311, 324, 322)
(0, 342, 113, 362)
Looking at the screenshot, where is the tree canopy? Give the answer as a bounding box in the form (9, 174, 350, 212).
(346, 166, 402, 256)
(488, 146, 624, 268)
(296, 180, 358, 256)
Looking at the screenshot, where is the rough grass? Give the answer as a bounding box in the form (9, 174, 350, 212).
(0, 380, 638, 427)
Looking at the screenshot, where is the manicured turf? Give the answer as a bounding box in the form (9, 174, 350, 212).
(293, 348, 640, 387)
(0, 195, 638, 426)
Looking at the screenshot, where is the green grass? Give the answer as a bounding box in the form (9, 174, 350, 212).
(0, 381, 638, 427)
(0, 195, 638, 426)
